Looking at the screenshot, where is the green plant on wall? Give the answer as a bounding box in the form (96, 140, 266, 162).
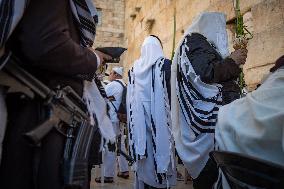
(232, 0, 253, 94)
(170, 8, 176, 61)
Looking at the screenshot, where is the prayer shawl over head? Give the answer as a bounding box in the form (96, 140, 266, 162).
(0, 0, 115, 141)
(171, 12, 227, 178)
(127, 36, 174, 176)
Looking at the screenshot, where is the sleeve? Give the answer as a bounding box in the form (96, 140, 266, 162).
(185, 33, 241, 84)
(37, 36, 99, 77)
(15, 0, 99, 78)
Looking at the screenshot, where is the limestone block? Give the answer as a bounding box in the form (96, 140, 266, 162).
(252, 0, 284, 34)
(244, 63, 274, 89)
(207, 0, 264, 21)
(245, 25, 284, 70)
(207, 0, 235, 20)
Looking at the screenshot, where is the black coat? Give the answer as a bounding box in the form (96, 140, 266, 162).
(183, 33, 241, 105)
(8, 0, 99, 96)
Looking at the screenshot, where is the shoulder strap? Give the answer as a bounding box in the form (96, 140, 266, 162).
(109, 100, 118, 113)
(113, 80, 126, 88)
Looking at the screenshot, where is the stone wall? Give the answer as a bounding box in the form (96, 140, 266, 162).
(93, 0, 125, 48)
(124, 0, 284, 90)
(93, 0, 126, 69)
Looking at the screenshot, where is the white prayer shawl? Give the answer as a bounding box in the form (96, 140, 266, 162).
(171, 12, 228, 178)
(214, 67, 284, 189)
(83, 80, 116, 143)
(127, 36, 174, 177)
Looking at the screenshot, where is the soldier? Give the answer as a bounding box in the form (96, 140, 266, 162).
(95, 67, 129, 183)
(0, 0, 112, 189)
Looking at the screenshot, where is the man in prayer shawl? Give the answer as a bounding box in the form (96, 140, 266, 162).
(0, 0, 114, 189)
(171, 12, 247, 189)
(214, 55, 284, 189)
(95, 67, 129, 183)
(127, 35, 176, 189)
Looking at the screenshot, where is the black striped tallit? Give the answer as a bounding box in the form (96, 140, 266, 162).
(176, 37, 222, 137)
(70, 0, 98, 48)
(70, 0, 108, 100)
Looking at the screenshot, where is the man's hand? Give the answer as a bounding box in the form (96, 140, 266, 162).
(89, 48, 112, 65)
(94, 50, 112, 65)
(229, 49, 248, 65)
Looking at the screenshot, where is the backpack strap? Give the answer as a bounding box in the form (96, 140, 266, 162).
(113, 80, 126, 89)
(108, 80, 125, 113)
(109, 100, 118, 113)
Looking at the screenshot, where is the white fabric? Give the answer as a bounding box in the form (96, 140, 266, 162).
(216, 67, 284, 165)
(127, 36, 175, 187)
(85, 0, 98, 17)
(103, 149, 116, 177)
(105, 79, 125, 129)
(136, 121, 176, 188)
(0, 88, 7, 165)
(127, 36, 164, 156)
(112, 67, 124, 76)
(83, 81, 115, 142)
(182, 12, 229, 58)
(103, 132, 129, 177)
(135, 175, 145, 189)
(215, 67, 284, 189)
(117, 134, 129, 173)
(94, 52, 101, 68)
(171, 12, 227, 179)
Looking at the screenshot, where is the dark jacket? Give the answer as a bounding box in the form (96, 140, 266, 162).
(184, 33, 241, 105)
(7, 0, 98, 96)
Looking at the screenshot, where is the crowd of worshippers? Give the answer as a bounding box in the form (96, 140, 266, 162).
(0, 1, 283, 189)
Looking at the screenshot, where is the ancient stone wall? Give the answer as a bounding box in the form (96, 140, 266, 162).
(124, 0, 284, 90)
(93, 0, 126, 71)
(93, 0, 125, 48)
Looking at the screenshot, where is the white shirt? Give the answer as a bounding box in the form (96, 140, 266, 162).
(105, 79, 125, 125)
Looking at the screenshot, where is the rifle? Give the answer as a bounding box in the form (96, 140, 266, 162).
(3, 57, 98, 188)
(117, 134, 134, 166)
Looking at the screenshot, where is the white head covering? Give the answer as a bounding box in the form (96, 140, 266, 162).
(131, 36, 164, 102)
(112, 66, 123, 76)
(134, 36, 164, 88)
(171, 12, 227, 178)
(129, 36, 164, 155)
(184, 12, 229, 58)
